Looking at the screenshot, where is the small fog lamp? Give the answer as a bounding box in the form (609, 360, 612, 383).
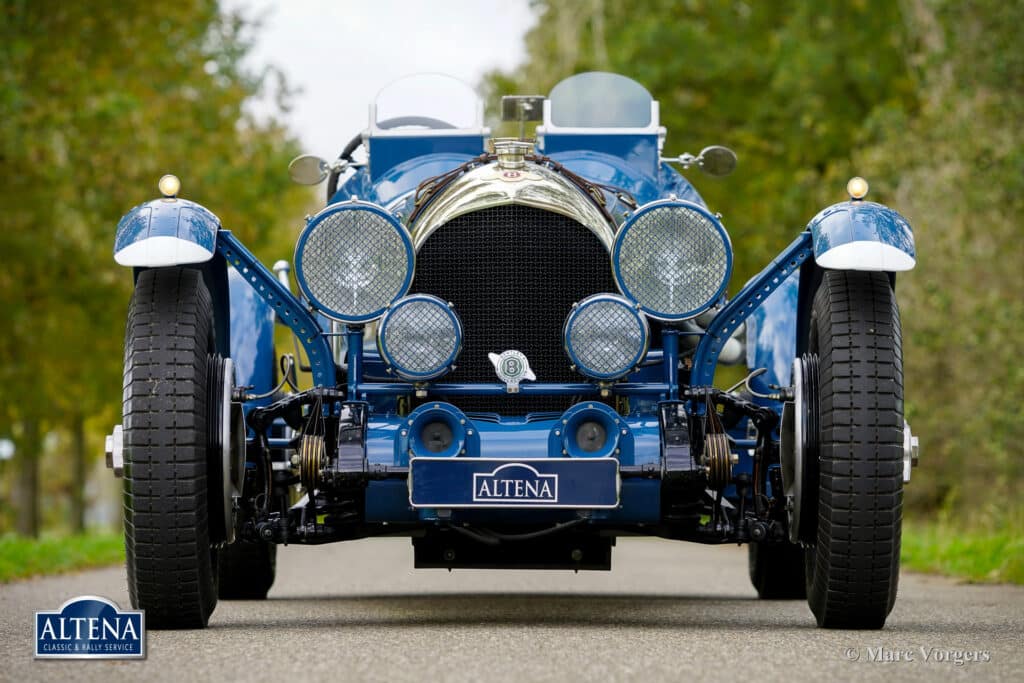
(563, 293, 649, 379)
(158, 174, 181, 198)
(377, 294, 462, 380)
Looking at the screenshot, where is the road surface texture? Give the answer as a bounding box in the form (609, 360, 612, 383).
(2, 538, 1021, 682)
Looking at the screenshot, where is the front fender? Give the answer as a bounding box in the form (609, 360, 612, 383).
(745, 270, 800, 393)
(228, 268, 276, 406)
(114, 197, 219, 267)
(808, 200, 915, 271)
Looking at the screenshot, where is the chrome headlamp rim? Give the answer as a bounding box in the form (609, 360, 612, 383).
(294, 201, 415, 324)
(563, 292, 650, 381)
(377, 293, 463, 381)
(611, 199, 733, 322)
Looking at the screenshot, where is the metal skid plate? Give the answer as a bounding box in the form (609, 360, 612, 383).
(413, 533, 612, 570)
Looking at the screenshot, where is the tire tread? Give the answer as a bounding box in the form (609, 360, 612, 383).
(122, 268, 217, 630)
(806, 270, 903, 629)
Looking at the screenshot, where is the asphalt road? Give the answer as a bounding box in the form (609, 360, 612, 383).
(2, 538, 1021, 682)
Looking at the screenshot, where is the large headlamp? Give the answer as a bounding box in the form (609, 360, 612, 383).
(378, 294, 462, 381)
(564, 293, 649, 380)
(295, 202, 414, 323)
(612, 200, 731, 321)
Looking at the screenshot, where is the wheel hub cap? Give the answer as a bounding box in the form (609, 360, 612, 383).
(780, 353, 819, 544)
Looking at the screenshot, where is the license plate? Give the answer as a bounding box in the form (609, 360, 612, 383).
(409, 457, 620, 509)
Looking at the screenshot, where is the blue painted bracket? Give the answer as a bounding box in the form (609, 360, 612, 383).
(662, 328, 680, 400)
(691, 232, 813, 387)
(216, 231, 336, 387)
(353, 382, 672, 398)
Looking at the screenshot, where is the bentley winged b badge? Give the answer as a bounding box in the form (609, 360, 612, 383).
(488, 350, 536, 393)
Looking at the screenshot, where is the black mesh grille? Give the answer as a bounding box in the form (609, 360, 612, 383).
(413, 205, 617, 414)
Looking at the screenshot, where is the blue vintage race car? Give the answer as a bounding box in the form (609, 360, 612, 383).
(106, 72, 919, 630)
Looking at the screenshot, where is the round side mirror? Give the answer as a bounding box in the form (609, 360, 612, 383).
(698, 146, 737, 177)
(288, 155, 329, 185)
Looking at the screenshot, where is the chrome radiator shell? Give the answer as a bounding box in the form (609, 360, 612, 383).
(410, 161, 615, 250)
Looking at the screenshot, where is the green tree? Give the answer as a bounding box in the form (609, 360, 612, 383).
(486, 0, 1022, 517)
(0, 0, 311, 535)
(846, 0, 1024, 515)
(485, 0, 917, 284)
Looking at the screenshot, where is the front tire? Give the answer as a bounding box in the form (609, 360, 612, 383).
(218, 541, 277, 599)
(749, 541, 806, 599)
(804, 270, 903, 629)
(122, 268, 219, 629)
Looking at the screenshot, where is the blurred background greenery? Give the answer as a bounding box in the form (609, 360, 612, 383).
(1, 0, 1020, 580)
(0, 0, 312, 538)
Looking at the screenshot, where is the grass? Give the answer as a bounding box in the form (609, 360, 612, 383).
(902, 521, 1024, 584)
(0, 520, 1020, 586)
(0, 532, 124, 583)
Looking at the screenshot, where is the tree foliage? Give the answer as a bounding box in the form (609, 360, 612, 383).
(486, 0, 1022, 515)
(0, 0, 311, 534)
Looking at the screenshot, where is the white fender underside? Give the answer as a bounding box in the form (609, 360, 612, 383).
(114, 236, 214, 267)
(815, 240, 915, 272)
